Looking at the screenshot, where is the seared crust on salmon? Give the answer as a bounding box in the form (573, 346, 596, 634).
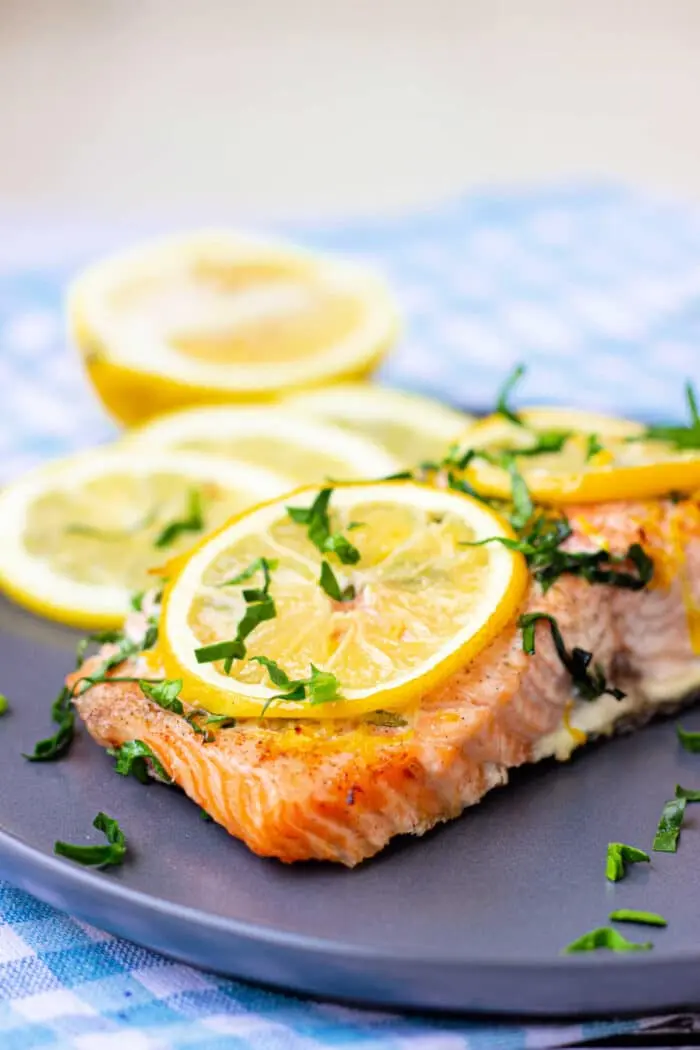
(71, 498, 700, 866)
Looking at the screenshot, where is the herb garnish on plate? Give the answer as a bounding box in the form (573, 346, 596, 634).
(54, 812, 127, 869)
(606, 842, 650, 882)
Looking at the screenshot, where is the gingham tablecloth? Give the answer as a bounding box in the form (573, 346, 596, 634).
(2, 184, 700, 1048)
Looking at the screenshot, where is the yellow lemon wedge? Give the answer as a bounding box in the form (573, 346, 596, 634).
(68, 232, 399, 426)
(122, 405, 400, 484)
(283, 382, 472, 465)
(159, 481, 527, 719)
(455, 407, 700, 504)
(0, 449, 290, 629)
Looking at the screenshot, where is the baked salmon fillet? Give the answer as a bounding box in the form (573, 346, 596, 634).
(70, 497, 700, 867)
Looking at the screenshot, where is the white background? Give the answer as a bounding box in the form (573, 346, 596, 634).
(1, 0, 699, 227)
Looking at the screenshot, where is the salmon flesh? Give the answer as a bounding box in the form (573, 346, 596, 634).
(71, 498, 700, 866)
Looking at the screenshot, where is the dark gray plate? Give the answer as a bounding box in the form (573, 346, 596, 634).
(3, 596, 700, 1017)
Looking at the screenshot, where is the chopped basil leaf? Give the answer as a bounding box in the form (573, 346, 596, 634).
(677, 724, 700, 752)
(505, 458, 533, 530)
(609, 909, 667, 927)
(196, 558, 277, 672)
(23, 685, 75, 762)
(643, 381, 700, 450)
(54, 811, 127, 869)
(606, 842, 650, 882)
(218, 556, 278, 589)
(564, 927, 652, 953)
(0, 694, 9, 717)
(319, 560, 355, 602)
(109, 739, 172, 784)
(653, 797, 686, 853)
(153, 488, 204, 549)
(446, 469, 488, 502)
(140, 678, 183, 714)
(518, 612, 625, 702)
(586, 433, 604, 461)
(364, 710, 408, 728)
(252, 656, 341, 713)
(676, 784, 700, 802)
(286, 488, 360, 565)
(495, 363, 526, 426)
(129, 590, 146, 612)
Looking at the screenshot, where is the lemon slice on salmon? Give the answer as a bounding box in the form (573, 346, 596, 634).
(283, 382, 472, 464)
(455, 406, 700, 504)
(0, 449, 290, 629)
(159, 481, 527, 719)
(123, 405, 400, 484)
(68, 232, 400, 426)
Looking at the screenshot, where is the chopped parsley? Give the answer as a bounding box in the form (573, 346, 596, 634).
(54, 812, 127, 869)
(653, 797, 686, 852)
(23, 684, 75, 762)
(185, 710, 237, 741)
(286, 489, 360, 565)
(518, 612, 625, 702)
(609, 909, 667, 927)
(606, 842, 650, 882)
(676, 724, 700, 752)
(319, 560, 355, 602)
(563, 927, 652, 953)
(196, 557, 277, 673)
(586, 433, 604, 461)
(153, 488, 204, 549)
(0, 694, 8, 717)
(495, 363, 526, 426)
(140, 678, 183, 714)
(108, 740, 172, 784)
(675, 784, 700, 802)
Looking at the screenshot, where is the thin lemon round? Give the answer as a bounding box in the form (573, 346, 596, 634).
(0, 448, 290, 629)
(123, 405, 400, 484)
(159, 481, 527, 719)
(68, 231, 400, 426)
(283, 382, 473, 464)
(458, 407, 700, 503)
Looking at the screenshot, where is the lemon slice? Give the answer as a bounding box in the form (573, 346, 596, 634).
(0, 449, 290, 629)
(457, 407, 700, 503)
(283, 382, 472, 464)
(68, 232, 399, 426)
(159, 481, 527, 719)
(123, 405, 400, 484)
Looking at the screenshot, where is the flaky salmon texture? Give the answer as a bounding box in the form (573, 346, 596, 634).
(70, 497, 700, 867)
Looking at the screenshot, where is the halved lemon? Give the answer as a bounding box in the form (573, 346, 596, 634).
(0, 449, 290, 629)
(456, 407, 700, 504)
(159, 481, 527, 719)
(283, 382, 472, 465)
(68, 232, 400, 426)
(123, 405, 400, 484)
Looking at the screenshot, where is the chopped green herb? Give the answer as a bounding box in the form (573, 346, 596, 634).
(23, 685, 75, 762)
(200, 809, 213, 821)
(606, 842, 650, 882)
(218, 557, 278, 589)
(0, 694, 8, 717)
(286, 489, 360, 565)
(464, 514, 653, 594)
(129, 590, 146, 612)
(153, 488, 204, 549)
(140, 678, 183, 714)
(642, 381, 700, 450)
(585, 433, 604, 461)
(563, 927, 652, 953)
(446, 469, 488, 502)
(653, 798, 686, 853)
(54, 812, 127, 869)
(251, 656, 341, 713)
(505, 458, 533, 530)
(676, 784, 700, 802)
(319, 560, 355, 602)
(609, 909, 667, 927)
(677, 724, 700, 752)
(496, 363, 526, 426)
(65, 508, 158, 542)
(109, 739, 172, 784)
(518, 612, 625, 702)
(364, 710, 408, 728)
(514, 431, 571, 457)
(196, 558, 277, 673)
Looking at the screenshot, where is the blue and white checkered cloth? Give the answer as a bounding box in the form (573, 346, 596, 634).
(2, 183, 700, 1047)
